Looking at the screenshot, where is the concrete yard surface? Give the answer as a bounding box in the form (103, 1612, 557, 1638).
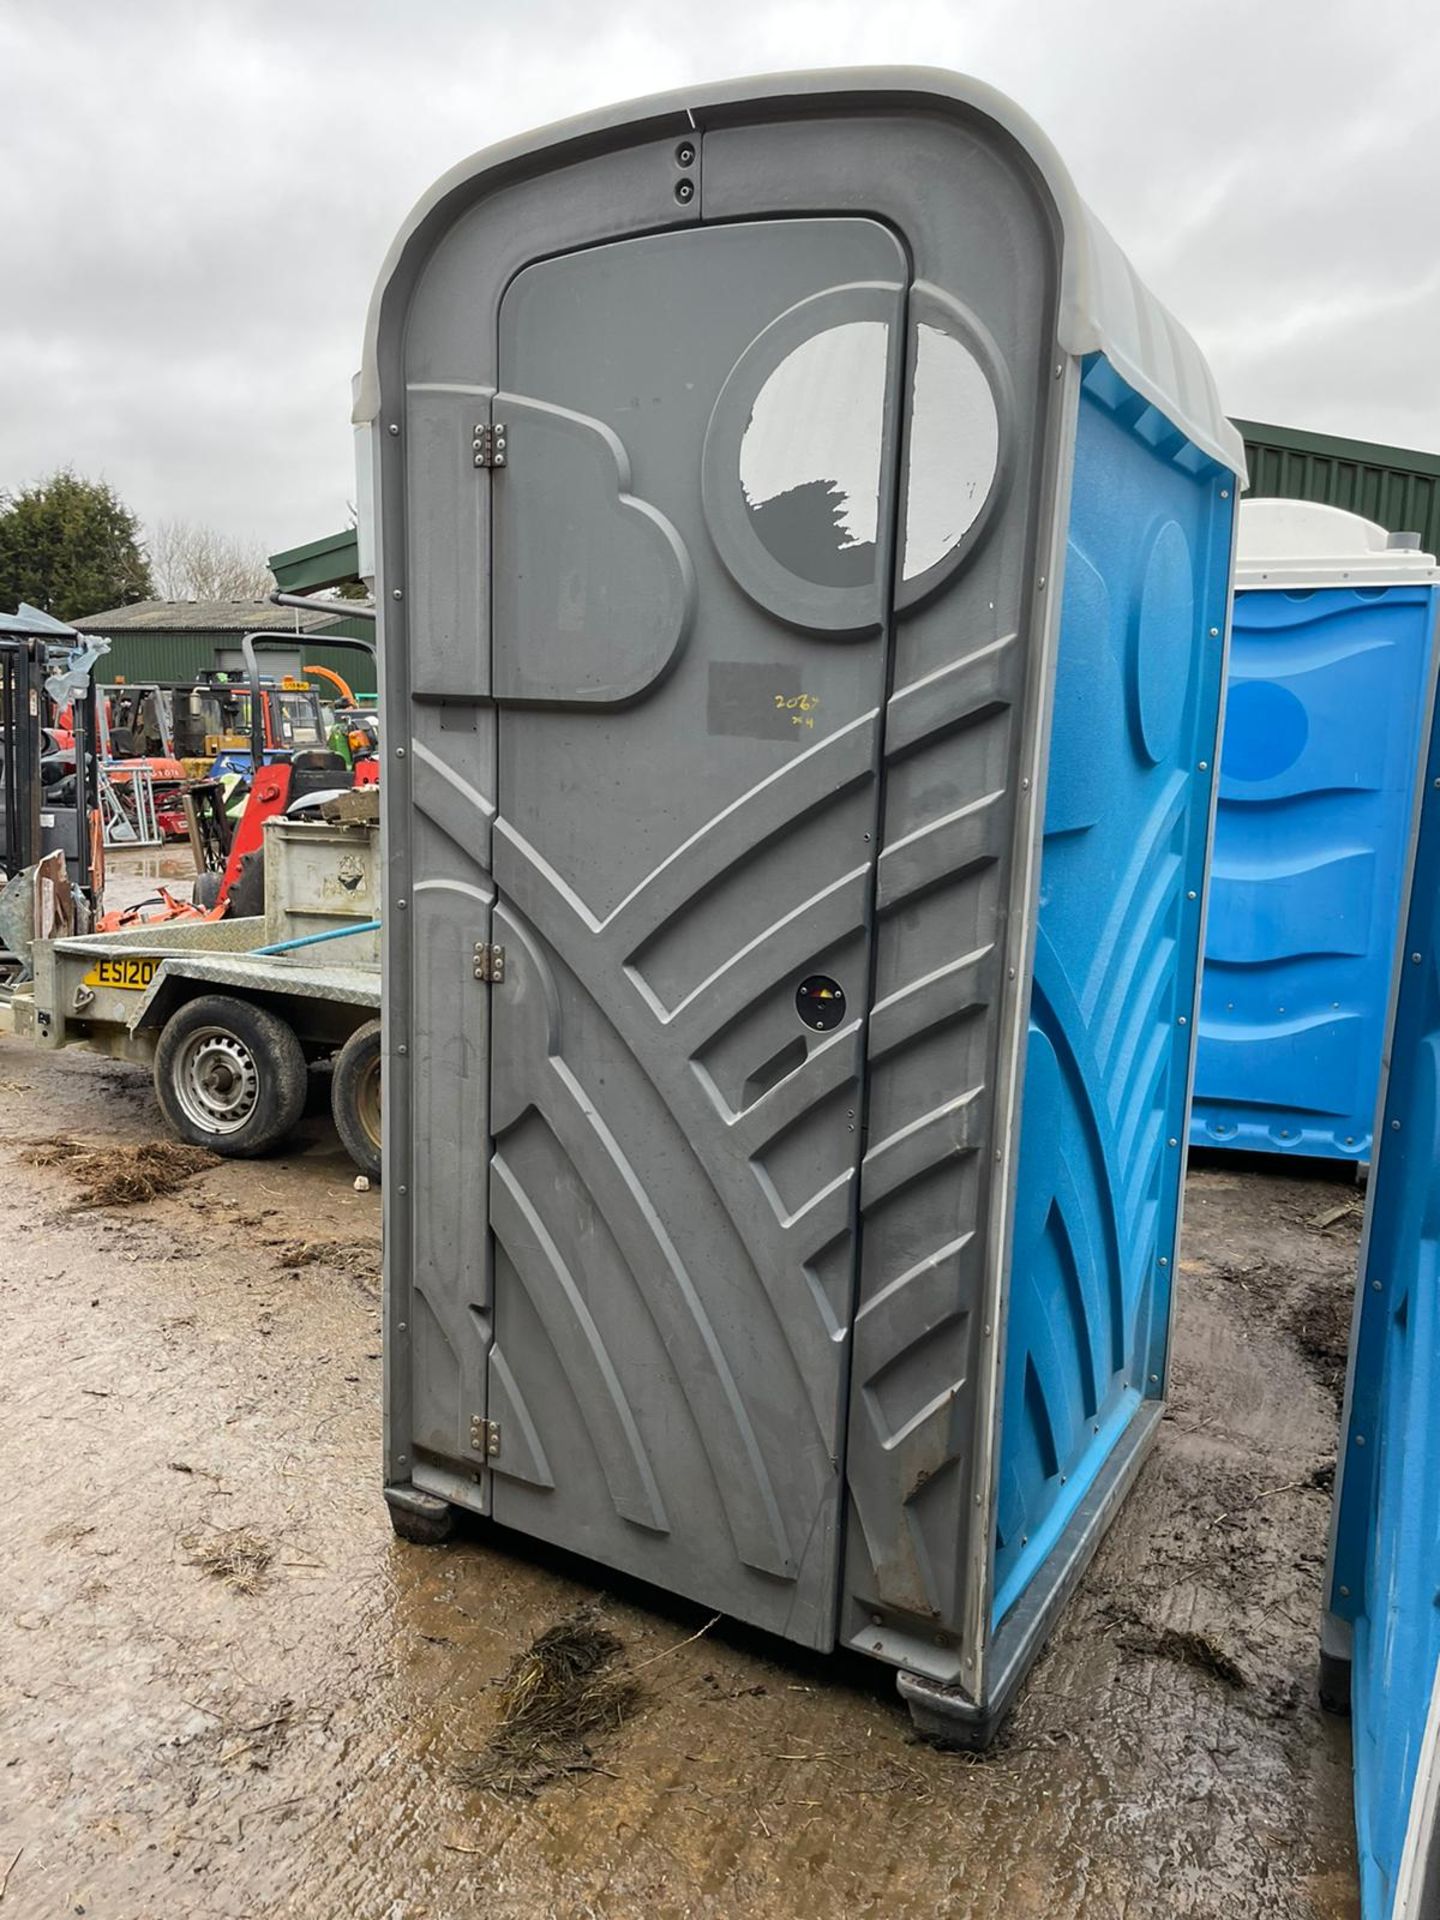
(0, 1042, 1360, 1918)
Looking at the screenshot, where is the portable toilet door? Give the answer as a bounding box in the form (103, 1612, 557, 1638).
(1324, 658, 1440, 1916)
(1192, 501, 1440, 1161)
(363, 68, 1243, 1745)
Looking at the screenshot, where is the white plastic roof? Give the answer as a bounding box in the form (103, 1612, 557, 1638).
(1056, 202, 1245, 479)
(356, 67, 1246, 480)
(1236, 499, 1438, 589)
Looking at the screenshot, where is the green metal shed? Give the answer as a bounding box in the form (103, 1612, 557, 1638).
(71, 599, 377, 695)
(1237, 419, 1440, 559)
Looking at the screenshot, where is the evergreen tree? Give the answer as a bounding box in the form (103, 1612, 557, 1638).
(0, 469, 153, 621)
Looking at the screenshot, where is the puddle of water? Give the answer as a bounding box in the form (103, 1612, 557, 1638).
(101, 844, 198, 913)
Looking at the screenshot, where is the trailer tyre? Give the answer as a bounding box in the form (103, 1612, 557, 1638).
(154, 994, 308, 1157)
(331, 1019, 382, 1181)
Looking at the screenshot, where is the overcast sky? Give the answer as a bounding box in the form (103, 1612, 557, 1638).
(2, 0, 1436, 563)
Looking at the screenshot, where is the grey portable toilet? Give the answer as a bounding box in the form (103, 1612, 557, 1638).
(361, 69, 1243, 1744)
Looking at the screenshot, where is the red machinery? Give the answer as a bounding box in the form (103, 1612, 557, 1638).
(99, 683, 189, 837)
(53, 683, 190, 839)
(186, 633, 378, 917)
(172, 674, 332, 771)
(100, 631, 377, 929)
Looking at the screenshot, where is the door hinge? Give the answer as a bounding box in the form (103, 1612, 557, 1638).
(470, 1415, 501, 1458)
(473, 941, 506, 983)
(472, 421, 508, 470)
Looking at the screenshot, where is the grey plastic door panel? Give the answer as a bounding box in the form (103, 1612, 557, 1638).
(828, 186, 1061, 1680)
(486, 218, 907, 1646)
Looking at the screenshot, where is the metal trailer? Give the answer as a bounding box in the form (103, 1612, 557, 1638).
(363, 68, 1243, 1745)
(1192, 502, 1440, 1162)
(14, 815, 382, 1177)
(1322, 636, 1440, 1918)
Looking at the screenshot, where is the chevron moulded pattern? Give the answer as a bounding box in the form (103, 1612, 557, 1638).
(485, 711, 891, 1649)
(844, 629, 1021, 1641)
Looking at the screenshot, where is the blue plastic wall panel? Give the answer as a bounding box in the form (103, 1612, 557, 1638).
(993, 355, 1233, 1627)
(1192, 581, 1439, 1160)
(1329, 696, 1440, 1919)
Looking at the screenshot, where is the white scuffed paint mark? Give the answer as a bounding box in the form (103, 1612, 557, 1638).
(739, 320, 888, 550)
(902, 324, 1000, 581)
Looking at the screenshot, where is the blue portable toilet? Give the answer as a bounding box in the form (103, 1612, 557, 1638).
(1192, 500, 1440, 1160)
(1323, 669, 1440, 1916)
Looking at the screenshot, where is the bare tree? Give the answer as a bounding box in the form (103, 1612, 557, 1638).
(148, 519, 275, 601)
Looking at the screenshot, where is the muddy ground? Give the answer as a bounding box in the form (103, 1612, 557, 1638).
(0, 1033, 1362, 1918)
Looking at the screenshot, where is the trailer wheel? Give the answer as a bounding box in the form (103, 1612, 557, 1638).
(154, 994, 307, 1157)
(331, 1019, 382, 1181)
